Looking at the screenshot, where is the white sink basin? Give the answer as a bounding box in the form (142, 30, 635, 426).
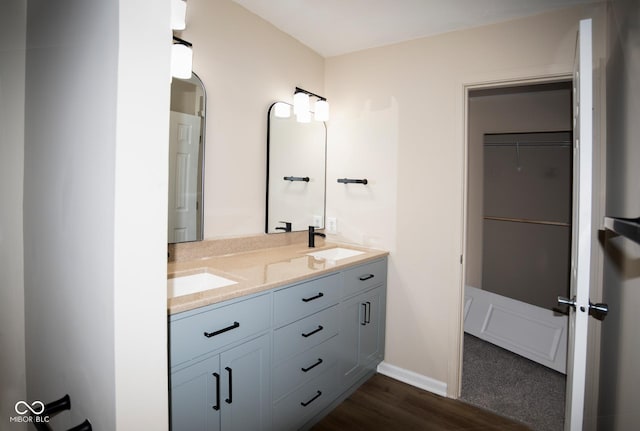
(168, 272, 237, 298)
(306, 247, 365, 261)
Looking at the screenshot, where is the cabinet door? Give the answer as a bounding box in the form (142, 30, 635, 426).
(359, 286, 384, 368)
(338, 294, 362, 384)
(170, 355, 221, 431)
(338, 286, 385, 388)
(220, 333, 271, 431)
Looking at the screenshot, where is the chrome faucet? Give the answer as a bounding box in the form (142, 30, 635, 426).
(308, 226, 326, 248)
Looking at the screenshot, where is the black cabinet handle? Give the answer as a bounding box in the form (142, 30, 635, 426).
(301, 325, 323, 338)
(204, 321, 240, 338)
(225, 367, 233, 404)
(302, 292, 324, 302)
(300, 390, 322, 407)
(365, 301, 371, 324)
(360, 303, 367, 326)
(301, 358, 323, 373)
(359, 274, 374, 281)
(212, 372, 220, 411)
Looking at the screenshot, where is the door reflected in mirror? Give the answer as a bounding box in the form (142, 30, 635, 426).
(168, 73, 206, 243)
(266, 102, 326, 233)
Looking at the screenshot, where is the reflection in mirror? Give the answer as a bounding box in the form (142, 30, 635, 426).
(168, 73, 206, 243)
(266, 102, 327, 233)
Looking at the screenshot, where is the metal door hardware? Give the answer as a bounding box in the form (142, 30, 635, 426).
(557, 296, 608, 319)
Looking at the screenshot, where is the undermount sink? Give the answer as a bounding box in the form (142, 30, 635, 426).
(306, 247, 365, 261)
(168, 272, 237, 298)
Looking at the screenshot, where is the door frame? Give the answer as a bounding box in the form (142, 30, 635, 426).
(457, 70, 605, 427)
(458, 74, 572, 392)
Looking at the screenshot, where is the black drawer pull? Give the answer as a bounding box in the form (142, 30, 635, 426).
(302, 292, 324, 302)
(301, 390, 322, 407)
(361, 303, 367, 326)
(204, 321, 240, 338)
(301, 325, 324, 338)
(359, 274, 374, 281)
(301, 358, 323, 373)
(212, 372, 220, 411)
(365, 301, 371, 324)
(225, 367, 233, 404)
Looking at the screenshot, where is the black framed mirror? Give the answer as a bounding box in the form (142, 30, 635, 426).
(266, 102, 327, 233)
(168, 73, 206, 243)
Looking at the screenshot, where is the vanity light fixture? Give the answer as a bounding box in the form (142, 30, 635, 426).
(171, 36, 193, 79)
(171, 0, 187, 30)
(273, 102, 291, 118)
(314, 99, 329, 122)
(293, 87, 330, 122)
(293, 91, 310, 116)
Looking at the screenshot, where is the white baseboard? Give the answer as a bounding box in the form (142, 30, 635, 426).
(376, 361, 448, 397)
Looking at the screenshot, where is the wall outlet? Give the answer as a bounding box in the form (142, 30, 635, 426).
(327, 217, 337, 234)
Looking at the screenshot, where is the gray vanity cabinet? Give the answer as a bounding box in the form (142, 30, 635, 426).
(169, 294, 272, 431)
(169, 256, 388, 431)
(338, 259, 387, 390)
(170, 334, 271, 431)
(272, 273, 342, 431)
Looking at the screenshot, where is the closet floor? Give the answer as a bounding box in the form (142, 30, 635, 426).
(460, 333, 566, 431)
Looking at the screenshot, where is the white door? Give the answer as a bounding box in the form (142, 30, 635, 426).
(563, 18, 594, 431)
(168, 111, 201, 242)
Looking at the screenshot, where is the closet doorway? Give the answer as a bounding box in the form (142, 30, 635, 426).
(461, 81, 572, 431)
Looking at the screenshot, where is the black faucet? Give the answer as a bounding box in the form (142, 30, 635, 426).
(275, 221, 292, 232)
(308, 226, 326, 248)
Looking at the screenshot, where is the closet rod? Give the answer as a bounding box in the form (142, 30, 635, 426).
(484, 216, 570, 227)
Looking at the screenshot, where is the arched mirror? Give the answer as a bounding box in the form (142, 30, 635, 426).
(266, 102, 327, 233)
(168, 73, 206, 243)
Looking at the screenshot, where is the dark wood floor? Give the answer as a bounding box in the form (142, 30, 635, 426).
(311, 374, 531, 431)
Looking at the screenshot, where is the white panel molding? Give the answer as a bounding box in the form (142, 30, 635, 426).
(464, 285, 567, 373)
(377, 361, 448, 397)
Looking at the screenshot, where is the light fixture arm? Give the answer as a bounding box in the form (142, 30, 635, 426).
(295, 87, 326, 102)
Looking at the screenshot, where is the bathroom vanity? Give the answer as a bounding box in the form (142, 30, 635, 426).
(167, 243, 388, 431)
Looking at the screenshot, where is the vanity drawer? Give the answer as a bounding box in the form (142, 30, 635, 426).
(273, 364, 340, 431)
(169, 293, 271, 367)
(273, 273, 340, 327)
(273, 305, 338, 364)
(272, 335, 339, 402)
(342, 258, 387, 298)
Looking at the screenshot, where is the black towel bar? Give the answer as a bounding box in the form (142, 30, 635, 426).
(337, 178, 368, 185)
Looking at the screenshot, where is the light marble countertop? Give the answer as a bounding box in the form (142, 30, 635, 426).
(167, 242, 388, 315)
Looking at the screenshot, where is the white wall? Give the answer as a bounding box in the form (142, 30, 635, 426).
(0, 0, 26, 428)
(182, 0, 325, 238)
(325, 4, 606, 395)
(114, 1, 171, 428)
(23, 1, 169, 429)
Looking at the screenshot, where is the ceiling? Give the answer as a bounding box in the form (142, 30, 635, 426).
(231, 0, 596, 57)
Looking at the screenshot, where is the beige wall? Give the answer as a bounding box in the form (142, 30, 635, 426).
(177, 0, 607, 398)
(182, 0, 325, 238)
(325, 4, 606, 395)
